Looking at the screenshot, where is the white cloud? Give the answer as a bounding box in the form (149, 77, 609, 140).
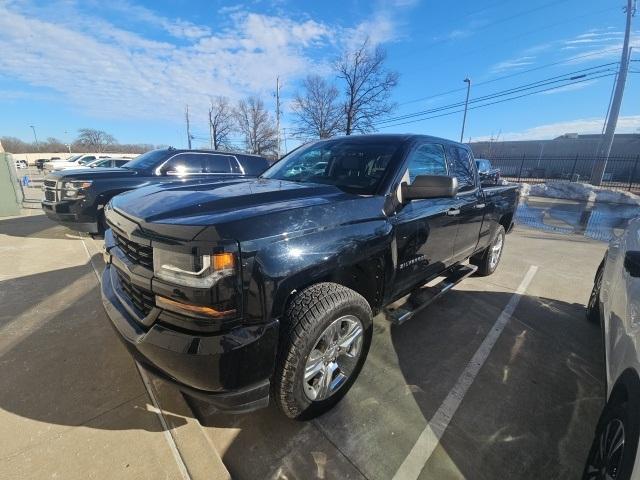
(0, 3, 335, 124)
(0, 1, 411, 129)
(474, 116, 640, 141)
(490, 56, 536, 73)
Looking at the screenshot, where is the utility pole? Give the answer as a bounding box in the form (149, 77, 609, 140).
(460, 78, 471, 143)
(592, 0, 636, 185)
(29, 125, 40, 151)
(275, 76, 281, 158)
(208, 105, 214, 150)
(185, 105, 192, 149)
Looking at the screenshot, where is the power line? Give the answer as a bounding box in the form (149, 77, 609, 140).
(378, 72, 616, 129)
(379, 63, 618, 126)
(400, 48, 624, 106)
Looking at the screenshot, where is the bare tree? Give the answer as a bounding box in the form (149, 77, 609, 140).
(74, 128, 116, 152)
(209, 96, 235, 150)
(335, 38, 399, 135)
(235, 96, 278, 155)
(291, 75, 344, 139)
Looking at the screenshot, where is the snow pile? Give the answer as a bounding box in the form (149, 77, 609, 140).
(518, 182, 640, 206)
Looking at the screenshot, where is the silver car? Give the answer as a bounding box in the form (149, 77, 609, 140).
(584, 217, 640, 480)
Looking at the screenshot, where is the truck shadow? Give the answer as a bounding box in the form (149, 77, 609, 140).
(0, 213, 76, 240)
(194, 290, 605, 480)
(0, 261, 186, 438)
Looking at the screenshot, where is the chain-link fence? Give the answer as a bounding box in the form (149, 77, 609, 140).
(483, 154, 640, 193)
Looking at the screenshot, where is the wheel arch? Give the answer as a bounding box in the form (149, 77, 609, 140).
(608, 367, 640, 407)
(271, 256, 386, 321)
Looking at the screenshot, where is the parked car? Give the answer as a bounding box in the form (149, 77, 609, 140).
(476, 158, 501, 186)
(35, 159, 49, 171)
(101, 134, 519, 419)
(45, 154, 110, 172)
(14, 159, 28, 169)
(584, 218, 640, 480)
(42, 148, 270, 234)
(62, 158, 131, 170)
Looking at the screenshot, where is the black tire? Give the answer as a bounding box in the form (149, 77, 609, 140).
(273, 282, 373, 420)
(587, 260, 605, 324)
(582, 401, 640, 480)
(470, 225, 505, 276)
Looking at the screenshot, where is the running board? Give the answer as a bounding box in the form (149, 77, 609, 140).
(385, 264, 478, 325)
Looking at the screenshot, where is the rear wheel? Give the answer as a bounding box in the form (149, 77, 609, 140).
(273, 282, 372, 420)
(471, 225, 505, 276)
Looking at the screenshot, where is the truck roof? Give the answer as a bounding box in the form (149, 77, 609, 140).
(308, 133, 469, 148)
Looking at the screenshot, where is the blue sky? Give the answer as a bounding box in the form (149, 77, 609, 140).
(0, 0, 638, 151)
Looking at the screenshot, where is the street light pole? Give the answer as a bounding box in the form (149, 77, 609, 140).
(29, 125, 40, 151)
(460, 78, 471, 143)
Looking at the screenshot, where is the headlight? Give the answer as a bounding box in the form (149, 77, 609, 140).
(62, 180, 92, 198)
(62, 180, 92, 190)
(153, 247, 235, 288)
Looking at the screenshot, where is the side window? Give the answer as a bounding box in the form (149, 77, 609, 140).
(406, 143, 447, 183)
(161, 153, 204, 175)
(447, 146, 476, 192)
(202, 155, 233, 173)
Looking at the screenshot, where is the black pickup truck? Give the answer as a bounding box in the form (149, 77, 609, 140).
(41, 148, 269, 233)
(101, 134, 518, 419)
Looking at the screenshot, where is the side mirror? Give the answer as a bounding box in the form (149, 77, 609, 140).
(624, 251, 640, 277)
(401, 175, 458, 201)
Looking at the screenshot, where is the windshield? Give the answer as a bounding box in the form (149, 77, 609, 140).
(63, 154, 81, 162)
(121, 149, 169, 171)
(261, 139, 400, 195)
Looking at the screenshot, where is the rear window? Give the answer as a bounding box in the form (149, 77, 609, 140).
(237, 155, 270, 175)
(122, 149, 171, 171)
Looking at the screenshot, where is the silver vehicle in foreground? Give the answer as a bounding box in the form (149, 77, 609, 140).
(584, 217, 640, 480)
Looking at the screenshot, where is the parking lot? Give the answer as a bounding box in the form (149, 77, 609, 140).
(1, 196, 610, 479)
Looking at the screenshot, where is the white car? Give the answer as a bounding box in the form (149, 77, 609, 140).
(584, 217, 640, 480)
(61, 158, 130, 170)
(15, 159, 28, 169)
(46, 154, 110, 172)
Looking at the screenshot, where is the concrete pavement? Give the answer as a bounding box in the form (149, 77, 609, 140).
(0, 213, 229, 480)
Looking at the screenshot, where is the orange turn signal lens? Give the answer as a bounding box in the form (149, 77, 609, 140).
(212, 252, 235, 271)
(156, 295, 235, 318)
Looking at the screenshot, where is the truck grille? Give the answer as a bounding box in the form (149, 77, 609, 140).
(44, 190, 56, 202)
(44, 179, 57, 188)
(112, 231, 154, 269)
(116, 271, 155, 317)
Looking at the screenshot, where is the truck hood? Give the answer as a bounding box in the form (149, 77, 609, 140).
(110, 178, 382, 241)
(46, 167, 139, 181)
(112, 178, 356, 223)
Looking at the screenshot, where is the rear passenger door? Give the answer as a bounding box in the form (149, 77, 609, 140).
(391, 142, 460, 297)
(447, 145, 484, 261)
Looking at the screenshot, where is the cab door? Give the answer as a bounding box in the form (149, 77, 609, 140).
(391, 142, 460, 298)
(446, 145, 485, 261)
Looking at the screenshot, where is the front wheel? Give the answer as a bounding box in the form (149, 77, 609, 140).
(583, 400, 639, 480)
(273, 282, 373, 420)
(471, 225, 505, 276)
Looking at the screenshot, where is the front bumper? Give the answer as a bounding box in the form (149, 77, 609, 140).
(41, 200, 99, 233)
(101, 262, 279, 413)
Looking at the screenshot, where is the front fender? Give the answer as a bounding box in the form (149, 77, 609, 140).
(241, 219, 392, 323)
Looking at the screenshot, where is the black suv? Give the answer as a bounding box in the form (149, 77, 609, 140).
(42, 148, 270, 233)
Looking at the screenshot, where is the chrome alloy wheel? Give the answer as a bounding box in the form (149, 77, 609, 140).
(586, 418, 625, 480)
(489, 232, 504, 270)
(303, 315, 364, 401)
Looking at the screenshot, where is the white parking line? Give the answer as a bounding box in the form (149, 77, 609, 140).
(392, 265, 539, 480)
(80, 237, 192, 480)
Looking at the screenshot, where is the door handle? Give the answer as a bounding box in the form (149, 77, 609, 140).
(474, 203, 486, 209)
(447, 208, 460, 216)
